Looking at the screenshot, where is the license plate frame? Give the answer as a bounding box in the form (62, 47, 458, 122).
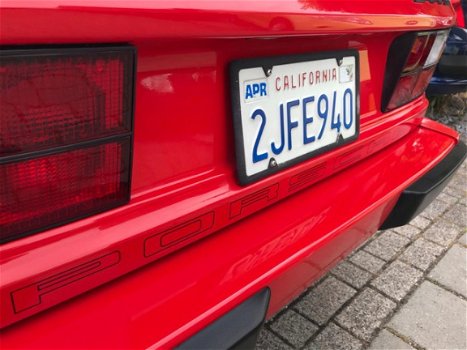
(230, 50, 360, 185)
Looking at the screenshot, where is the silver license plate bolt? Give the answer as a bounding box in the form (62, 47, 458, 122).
(269, 158, 278, 168)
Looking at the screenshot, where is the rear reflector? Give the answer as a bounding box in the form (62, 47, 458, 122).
(382, 30, 449, 112)
(0, 46, 135, 243)
(386, 74, 418, 111)
(412, 66, 436, 98)
(1, 141, 131, 242)
(387, 66, 436, 111)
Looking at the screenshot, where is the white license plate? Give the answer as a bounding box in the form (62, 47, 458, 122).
(231, 51, 359, 184)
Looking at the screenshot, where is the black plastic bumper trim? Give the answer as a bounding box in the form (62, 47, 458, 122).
(177, 288, 271, 350)
(381, 140, 466, 229)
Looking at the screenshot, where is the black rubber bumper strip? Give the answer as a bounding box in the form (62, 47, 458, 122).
(381, 140, 466, 230)
(177, 288, 271, 350)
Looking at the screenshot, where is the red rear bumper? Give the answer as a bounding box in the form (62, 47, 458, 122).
(0, 115, 460, 349)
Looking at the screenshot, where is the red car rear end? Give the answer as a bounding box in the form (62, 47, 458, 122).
(0, 1, 465, 348)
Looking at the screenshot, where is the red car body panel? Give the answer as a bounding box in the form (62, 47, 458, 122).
(0, 1, 459, 348)
(0, 1, 456, 44)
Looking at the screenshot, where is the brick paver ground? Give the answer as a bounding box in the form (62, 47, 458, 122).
(257, 161, 467, 350)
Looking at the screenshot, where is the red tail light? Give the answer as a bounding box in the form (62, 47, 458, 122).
(403, 35, 433, 73)
(0, 47, 135, 243)
(452, 0, 465, 28)
(383, 30, 449, 111)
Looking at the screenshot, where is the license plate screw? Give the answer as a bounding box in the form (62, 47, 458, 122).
(269, 158, 278, 168)
(337, 58, 343, 66)
(336, 132, 344, 143)
(266, 68, 272, 76)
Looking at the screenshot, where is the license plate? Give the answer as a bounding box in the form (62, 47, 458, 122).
(230, 51, 359, 185)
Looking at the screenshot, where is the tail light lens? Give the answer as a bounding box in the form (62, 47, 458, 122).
(0, 47, 135, 243)
(382, 30, 449, 111)
(424, 31, 449, 67)
(403, 35, 433, 73)
(452, 0, 465, 28)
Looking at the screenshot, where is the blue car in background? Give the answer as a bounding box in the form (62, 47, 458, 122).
(427, 0, 467, 95)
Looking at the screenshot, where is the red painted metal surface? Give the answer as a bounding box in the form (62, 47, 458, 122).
(0, 0, 459, 348)
(0, 1, 457, 44)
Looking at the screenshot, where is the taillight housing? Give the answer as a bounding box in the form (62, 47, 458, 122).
(452, 0, 465, 28)
(0, 46, 135, 243)
(382, 30, 449, 112)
